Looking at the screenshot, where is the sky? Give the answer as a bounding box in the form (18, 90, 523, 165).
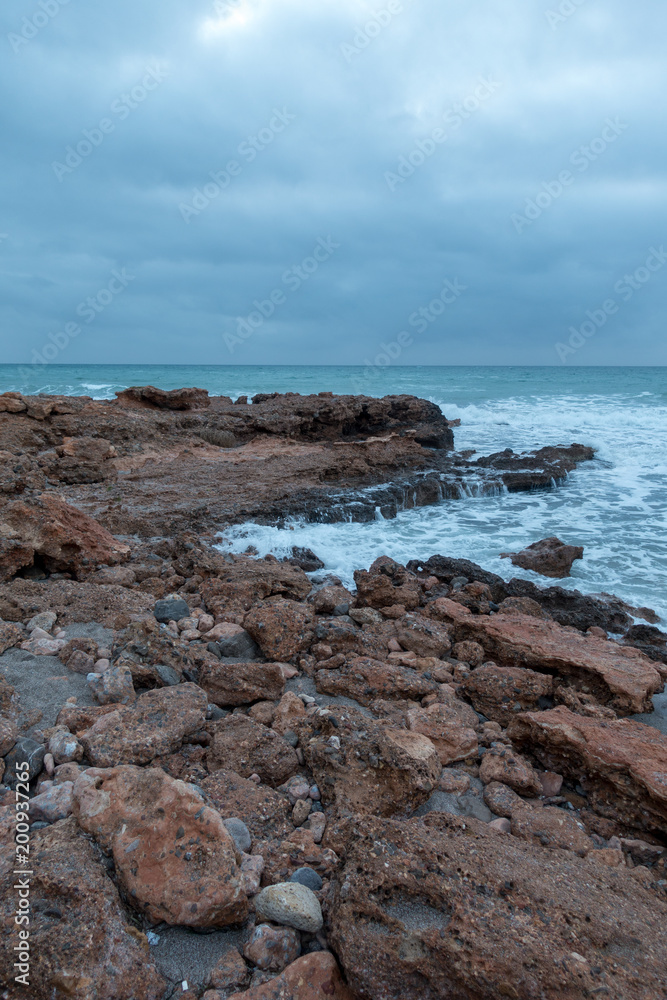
(1, 0, 666, 366)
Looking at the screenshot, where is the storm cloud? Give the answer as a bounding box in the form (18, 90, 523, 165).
(1, 0, 666, 365)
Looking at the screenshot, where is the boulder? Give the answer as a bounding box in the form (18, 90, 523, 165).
(297, 708, 441, 817)
(462, 662, 554, 725)
(199, 660, 285, 707)
(316, 656, 437, 706)
(431, 598, 662, 715)
(406, 704, 478, 765)
(208, 715, 300, 787)
(508, 707, 667, 836)
(354, 557, 421, 611)
(201, 769, 293, 842)
(395, 614, 452, 658)
(0, 818, 166, 1000)
(0, 494, 130, 582)
(510, 804, 594, 856)
(479, 746, 542, 796)
(328, 812, 667, 1000)
(72, 765, 247, 926)
(79, 683, 207, 767)
(501, 536, 584, 578)
(244, 600, 315, 662)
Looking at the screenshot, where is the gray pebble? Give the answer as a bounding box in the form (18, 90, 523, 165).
(223, 817, 252, 853)
(153, 598, 190, 624)
(289, 867, 323, 892)
(254, 882, 323, 933)
(4, 738, 45, 787)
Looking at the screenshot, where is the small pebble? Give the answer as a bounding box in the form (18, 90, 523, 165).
(289, 867, 323, 892)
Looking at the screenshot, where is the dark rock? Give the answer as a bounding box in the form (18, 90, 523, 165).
(289, 867, 324, 891)
(153, 597, 190, 623)
(4, 737, 45, 786)
(288, 547, 325, 572)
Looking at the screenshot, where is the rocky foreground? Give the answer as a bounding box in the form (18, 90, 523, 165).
(1, 389, 667, 1000)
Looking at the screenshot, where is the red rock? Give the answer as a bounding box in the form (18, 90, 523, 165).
(199, 660, 285, 707)
(395, 614, 451, 658)
(201, 769, 293, 842)
(479, 746, 542, 796)
(243, 923, 301, 972)
(539, 770, 563, 797)
(0, 493, 130, 581)
(208, 715, 300, 787)
(73, 765, 248, 926)
(508, 707, 667, 836)
(511, 803, 593, 855)
(272, 691, 307, 734)
(209, 948, 250, 991)
(227, 952, 354, 1000)
(328, 812, 667, 1000)
(0, 620, 23, 654)
(311, 584, 354, 615)
(498, 595, 551, 619)
(297, 708, 441, 817)
(432, 598, 662, 715)
(79, 682, 207, 767)
(354, 557, 421, 611)
(244, 600, 315, 662)
(501, 536, 584, 578)
(316, 655, 437, 706)
(451, 639, 485, 665)
(462, 662, 553, 725)
(0, 817, 166, 999)
(406, 704, 478, 765)
(201, 558, 311, 618)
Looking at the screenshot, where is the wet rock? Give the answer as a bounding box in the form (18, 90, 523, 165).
(508, 706, 667, 836)
(200, 660, 285, 707)
(79, 683, 207, 767)
(316, 656, 437, 706)
(479, 745, 542, 796)
(243, 923, 301, 972)
(511, 804, 594, 855)
(0, 817, 166, 1000)
(406, 704, 478, 765)
(297, 708, 440, 817)
(227, 952, 353, 1000)
(253, 882, 323, 933)
(501, 536, 584, 578)
(288, 547, 325, 572)
(116, 384, 211, 409)
(462, 662, 554, 725)
(0, 493, 130, 582)
(153, 596, 190, 623)
(498, 595, 552, 619)
(328, 812, 667, 1000)
(87, 663, 136, 705)
(244, 600, 315, 662)
(73, 765, 248, 927)
(208, 715, 300, 787)
(432, 597, 662, 715)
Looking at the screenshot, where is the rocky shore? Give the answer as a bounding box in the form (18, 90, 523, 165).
(1, 389, 666, 1000)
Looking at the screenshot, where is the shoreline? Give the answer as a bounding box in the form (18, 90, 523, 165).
(1, 388, 666, 998)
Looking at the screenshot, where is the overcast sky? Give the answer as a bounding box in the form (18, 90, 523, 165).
(1, 0, 666, 365)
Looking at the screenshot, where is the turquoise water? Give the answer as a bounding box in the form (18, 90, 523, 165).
(1, 364, 665, 623)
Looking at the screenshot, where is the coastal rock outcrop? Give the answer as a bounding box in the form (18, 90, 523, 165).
(501, 535, 584, 578)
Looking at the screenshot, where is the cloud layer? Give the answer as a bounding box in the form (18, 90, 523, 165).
(1, 0, 666, 365)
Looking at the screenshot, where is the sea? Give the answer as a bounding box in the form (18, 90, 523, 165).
(1, 364, 665, 625)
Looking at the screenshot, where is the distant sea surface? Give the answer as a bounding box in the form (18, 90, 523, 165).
(1, 364, 665, 625)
